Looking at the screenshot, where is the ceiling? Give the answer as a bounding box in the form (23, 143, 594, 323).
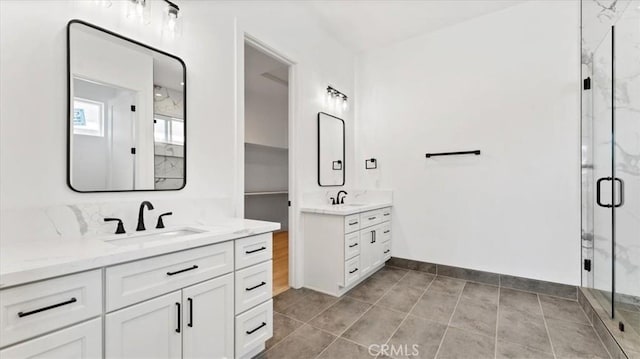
(245, 44, 288, 97)
(305, 0, 524, 52)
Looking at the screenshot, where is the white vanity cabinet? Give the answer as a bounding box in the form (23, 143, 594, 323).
(0, 231, 276, 359)
(304, 206, 392, 296)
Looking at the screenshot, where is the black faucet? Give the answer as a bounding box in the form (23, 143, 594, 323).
(336, 190, 348, 204)
(136, 201, 154, 231)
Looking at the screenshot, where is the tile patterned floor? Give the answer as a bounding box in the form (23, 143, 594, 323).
(259, 266, 611, 359)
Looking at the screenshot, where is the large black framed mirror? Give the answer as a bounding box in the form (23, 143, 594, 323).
(67, 20, 186, 192)
(317, 112, 345, 186)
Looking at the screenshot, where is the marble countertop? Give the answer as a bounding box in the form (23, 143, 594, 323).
(300, 202, 392, 215)
(0, 218, 280, 289)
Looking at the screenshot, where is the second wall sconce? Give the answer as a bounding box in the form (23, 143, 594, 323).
(326, 85, 348, 111)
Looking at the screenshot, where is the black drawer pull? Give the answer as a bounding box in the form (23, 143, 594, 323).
(349, 268, 358, 274)
(17, 297, 77, 318)
(384, 230, 390, 234)
(246, 282, 267, 291)
(167, 265, 199, 276)
(383, 213, 390, 216)
(348, 243, 358, 248)
(349, 221, 358, 225)
(175, 302, 181, 333)
(246, 322, 267, 334)
(384, 250, 390, 254)
(245, 246, 266, 254)
(187, 297, 193, 327)
(368, 216, 376, 220)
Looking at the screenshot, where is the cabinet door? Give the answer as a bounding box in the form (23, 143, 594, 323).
(370, 227, 384, 269)
(360, 229, 375, 275)
(182, 274, 234, 359)
(106, 291, 181, 359)
(0, 318, 101, 359)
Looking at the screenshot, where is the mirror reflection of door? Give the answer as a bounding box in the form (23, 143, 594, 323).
(318, 112, 345, 186)
(68, 21, 185, 192)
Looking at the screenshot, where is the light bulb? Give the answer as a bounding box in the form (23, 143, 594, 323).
(342, 97, 348, 111)
(162, 2, 181, 38)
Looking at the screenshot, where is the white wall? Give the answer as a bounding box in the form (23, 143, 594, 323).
(355, 1, 581, 285)
(0, 1, 353, 217)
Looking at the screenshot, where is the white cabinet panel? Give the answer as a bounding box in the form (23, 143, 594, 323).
(344, 231, 360, 260)
(235, 233, 272, 270)
(344, 256, 361, 287)
(0, 270, 102, 347)
(344, 214, 360, 233)
(0, 318, 102, 359)
(182, 274, 234, 359)
(235, 261, 272, 314)
(105, 242, 233, 311)
(105, 291, 182, 359)
(235, 299, 272, 358)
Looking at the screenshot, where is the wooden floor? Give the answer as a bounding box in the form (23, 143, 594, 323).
(273, 231, 289, 296)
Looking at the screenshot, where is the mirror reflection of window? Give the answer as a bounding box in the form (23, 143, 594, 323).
(73, 98, 104, 137)
(154, 115, 184, 145)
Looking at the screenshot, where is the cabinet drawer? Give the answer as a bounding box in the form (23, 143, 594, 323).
(382, 242, 392, 261)
(344, 214, 360, 233)
(360, 209, 383, 229)
(0, 270, 102, 347)
(0, 317, 102, 358)
(344, 232, 360, 260)
(381, 207, 392, 221)
(236, 299, 273, 358)
(105, 241, 233, 311)
(235, 233, 273, 270)
(381, 223, 392, 242)
(235, 261, 272, 314)
(345, 256, 361, 287)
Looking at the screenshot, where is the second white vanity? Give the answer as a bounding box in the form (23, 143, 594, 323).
(302, 204, 392, 296)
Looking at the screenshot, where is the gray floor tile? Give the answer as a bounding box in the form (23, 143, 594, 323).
(496, 339, 554, 359)
(437, 265, 499, 286)
(262, 324, 335, 359)
(348, 277, 396, 304)
(342, 305, 405, 347)
(318, 338, 378, 359)
(436, 327, 495, 359)
(400, 270, 436, 289)
(497, 307, 552, 353)
(620, 309, 640, 335)
(387, 315, 447, 359)
(266, 313, 304, 349)
(378, 280, 425, 313)
(539, 294, 590, 324)
(280, 290, 338, 322)
(309, 297, 371, 335)
(500, 274, 576, 300)
(427, 277, 466, 297)
(546, 318, 610, 358)
(449, 298, 497, 337)
(273, 288, 311, 313)
(461, 282, 499, 305)
(499, 288, 542, 316)
(411, 291, 460, 324)
(371, 266, 409, 284)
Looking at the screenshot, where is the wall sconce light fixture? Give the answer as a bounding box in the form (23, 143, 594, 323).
(162, 0, 181, 38)
(326, 85, 348, 111)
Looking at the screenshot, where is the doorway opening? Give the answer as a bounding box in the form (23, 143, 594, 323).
(243, 41, 291, 296)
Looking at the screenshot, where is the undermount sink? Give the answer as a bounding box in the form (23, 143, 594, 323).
(104, 227, 206, 246)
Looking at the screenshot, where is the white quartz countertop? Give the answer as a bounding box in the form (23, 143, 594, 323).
(300, 202, 392, 215)
(0, 218, 280, 289)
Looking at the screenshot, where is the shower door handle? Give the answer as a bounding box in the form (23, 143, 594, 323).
(596, 177, 613, 208)
(614, 178, 624, 208)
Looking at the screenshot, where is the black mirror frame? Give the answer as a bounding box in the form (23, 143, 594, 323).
(317, 112, 345, 187)
(66, 19, 187, 193)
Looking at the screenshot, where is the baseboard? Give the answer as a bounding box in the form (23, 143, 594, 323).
(387, 256, 577, 300)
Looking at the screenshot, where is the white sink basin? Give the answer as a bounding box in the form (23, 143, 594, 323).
(104, 227, 206, 246)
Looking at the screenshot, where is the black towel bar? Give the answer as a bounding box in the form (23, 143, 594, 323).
(425, 150, 480, 158)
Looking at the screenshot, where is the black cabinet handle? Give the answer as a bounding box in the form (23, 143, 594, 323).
(175, 302, 181, 333)
(349, 221, 358, 225)
(383, 213, 390, 216)
(384, 230, 390, 234)
(384, 250, 390, 254)
(368, 216, 376, 220)
(349, 243, 358, 248)
(167, 265, 198, 276)
(246, 282, 267, 291)
(17, 297, 77, 318)
(246, 246, 266, 254)
(246, 322, 266, 335)
(349, 268, 358, 274)
(187, 298, 193, 327)
(371, 230, 376, 243)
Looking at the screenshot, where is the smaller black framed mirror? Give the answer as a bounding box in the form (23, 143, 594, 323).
(317, 112, 345, 187)
(67, 20, 186, 192)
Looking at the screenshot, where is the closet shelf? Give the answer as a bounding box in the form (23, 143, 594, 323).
(245, 191, 288, 196)
(245, 142, 288, 151)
